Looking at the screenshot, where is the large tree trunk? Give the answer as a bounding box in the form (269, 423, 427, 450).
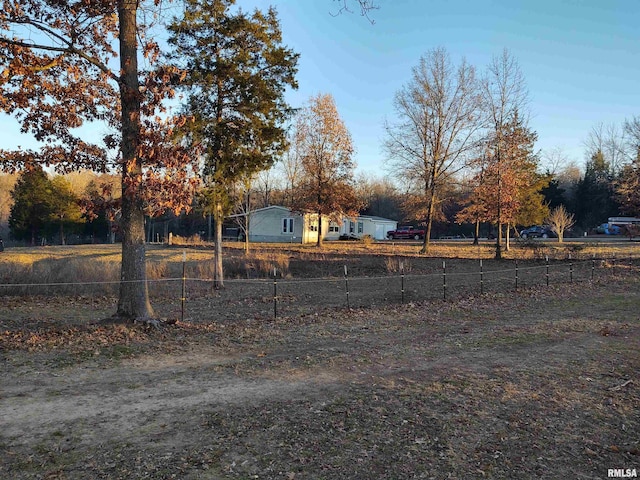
(420, 188, 436, 254)
(472, 220, 480, 245)
(213, 204, 224, 289)
(59, 219, 65, 246)
(505, 222, 511, 251)
(116, 0, 154, 321)
(316, 212, 323, 247)
(243, 214, 250, 254)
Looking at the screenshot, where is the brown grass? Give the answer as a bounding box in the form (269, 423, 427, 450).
(0, 239, 638, 289)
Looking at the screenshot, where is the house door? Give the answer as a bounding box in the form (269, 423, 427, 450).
(375, 224, 384, 240)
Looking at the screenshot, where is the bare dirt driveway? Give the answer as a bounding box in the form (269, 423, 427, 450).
(1, 270, 639, 479)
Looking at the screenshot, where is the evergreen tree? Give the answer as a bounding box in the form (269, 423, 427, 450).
(49, 176, 82, 245)
(168, 0, 298, 287)
(540, 173, 566, 211)
(613, 116, 640, 217)
(511, 120, 548, 230)
(574, 150, 618, 229)
(613, 157, 640, 217)
(9, 167, 52, 245)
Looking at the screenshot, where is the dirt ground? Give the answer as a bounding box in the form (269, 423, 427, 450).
(1, 260, 639, 479)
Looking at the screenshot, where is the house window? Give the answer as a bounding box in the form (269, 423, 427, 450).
(357, 221, 364, 234)
(329, 222, 339, 233)
(282, 217, 294, 234)
(310, 222, 318, 232)
(349, 221, 355, 233)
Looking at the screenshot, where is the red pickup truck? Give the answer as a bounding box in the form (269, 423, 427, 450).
(386, 226, 426, 240)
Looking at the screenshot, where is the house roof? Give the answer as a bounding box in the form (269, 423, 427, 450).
(228, 206, 397, 223)
(227, 205, 291, 219)
(358, 215, 398, 223)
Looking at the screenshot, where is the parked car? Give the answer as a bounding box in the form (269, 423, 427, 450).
(386, 225, 426, 240)
(595, 223, 621, 235)
(338, 233, 360, 241)
(520, 225, 556, 239)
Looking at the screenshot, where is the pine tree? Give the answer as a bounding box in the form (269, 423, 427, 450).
(574, 151, 617, 229)
(613, 157, 640, 217)
(168, 0, 298, 286)
(49, 176, 82, 245)
(9, 167, 52, 245)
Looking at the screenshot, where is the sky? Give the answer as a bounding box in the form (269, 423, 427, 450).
(253, 0, 640, 175)
(1, 0, 638, 177)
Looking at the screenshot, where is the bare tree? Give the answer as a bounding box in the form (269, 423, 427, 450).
(541, 146, 570, 176)
(354, 172, 402, 220)
(546, 205, 575, 243)
(253, 169, 281, 209)
(332, 0, 379, 19)
(624, 116, 640, 160)
(279, 131, 305, 207)
(584, 122, 627, 174)
(384, 47, 482, 253)
(229, 176, 256, 253)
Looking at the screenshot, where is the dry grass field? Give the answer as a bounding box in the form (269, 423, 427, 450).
(1, 240, 639, 479)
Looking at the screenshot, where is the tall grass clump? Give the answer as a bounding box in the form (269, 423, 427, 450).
(204, 251, 292, 279)
(170, 234, 206, 246)
(0, 256, 120, 295)
(385, 256, 413, 274)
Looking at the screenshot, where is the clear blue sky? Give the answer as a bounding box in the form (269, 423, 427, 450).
(259, 0, 639, 175)
(1, 0, 638, 177)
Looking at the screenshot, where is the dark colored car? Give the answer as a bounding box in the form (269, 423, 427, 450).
(520, 225, 556, 239)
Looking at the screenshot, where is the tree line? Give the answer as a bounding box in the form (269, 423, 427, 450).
(1, 0, 638, 322)
(3, 111, 638, 250)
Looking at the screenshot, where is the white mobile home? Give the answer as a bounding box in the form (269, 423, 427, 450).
(325, 215, 398, 241)
(239, 206, 397, 244)
(242, 206, 319, 244)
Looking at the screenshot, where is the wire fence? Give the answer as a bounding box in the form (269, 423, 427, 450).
(0, 255, 633, 325)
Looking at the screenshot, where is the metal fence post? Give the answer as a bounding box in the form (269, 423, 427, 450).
(442, 260, 447, 301)
(515, 260, 518, 291)
(400, 261, 405, 304)
(569, 253, 573, 283)
(480, 259, 483, 295)
(546, 255, 549, 287)
(181, 250, 186, 322)
(612, 254, 616, 276)
(273, 267, 278, 319)
(344, 265, 350, 308)
(591, 254, 595, 281)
